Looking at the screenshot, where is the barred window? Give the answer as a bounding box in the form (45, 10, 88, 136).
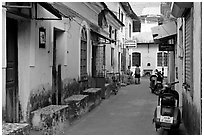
(80, 26, 87, 78)
(164, 52, 168, 66)
(157, 52, 168, 66)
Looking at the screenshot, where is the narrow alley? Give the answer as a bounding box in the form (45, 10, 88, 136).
(2, 2, 202, 135)
(61, 78, 186, 135)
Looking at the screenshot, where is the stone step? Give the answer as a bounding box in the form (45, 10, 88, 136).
(64, 95, 89, 122)
(30, 105, 69, 135)
(2, 123, 30, 135)
(83, 88, 102, 109)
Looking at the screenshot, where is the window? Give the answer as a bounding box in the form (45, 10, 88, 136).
(121, 12, 124, 32)
(80, 26, 87, 79)
(129, 24, 131, 38)
(132, 52, 141, 66)
(111, 48, 114, 66)
(164, 52, 168, 66)
(109, 25, 112, 38)
(157, 52, 162, 66)
(115, 29, 117, 45)
(157, 52, 168, 67)
(119, 8, 120, 20)
(121, 12, 123, 23)
(147, 63, 151, 66)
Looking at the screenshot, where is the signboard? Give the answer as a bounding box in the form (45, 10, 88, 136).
(125, 40, 137, 47)
(159, 43, 174, 51)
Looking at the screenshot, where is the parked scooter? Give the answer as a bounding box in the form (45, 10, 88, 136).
(149, 74, 157, 93)
(153, 81, 181, 134)
(150, 71, 164, 95)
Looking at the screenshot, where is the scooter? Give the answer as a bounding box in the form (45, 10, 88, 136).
(149, 75, 157, 93)
(149, 73, 163, 95)
(154, 80, 163, 95)
(153, 81, 181, 134)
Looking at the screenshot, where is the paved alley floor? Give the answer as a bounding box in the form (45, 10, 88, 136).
(62, 77, 187, 135)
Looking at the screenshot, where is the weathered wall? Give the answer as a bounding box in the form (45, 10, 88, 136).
(182, 3, 202, 135)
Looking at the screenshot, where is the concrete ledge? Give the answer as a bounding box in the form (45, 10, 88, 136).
(83, 88, 102, 110)
(2, 123, 30, 135)
(64, 95, 89, 121)
(31, 105, 69, 134)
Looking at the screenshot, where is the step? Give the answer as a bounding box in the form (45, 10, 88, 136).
(2, 123, 30, 135)
(83, 88, 102, 108)
(30, 105, 69, 135)
(64, 95, 89, 121)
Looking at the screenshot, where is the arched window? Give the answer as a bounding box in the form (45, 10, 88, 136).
(80, 26, 87, 79)
(147, 63, 151, 66)
(132, 52, 141, 66)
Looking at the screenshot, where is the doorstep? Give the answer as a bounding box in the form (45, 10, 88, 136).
(83, 88, 102, 111)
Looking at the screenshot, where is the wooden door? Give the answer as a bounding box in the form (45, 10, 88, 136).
(52, 30, 57, 105)
(6, 18, 18, 122)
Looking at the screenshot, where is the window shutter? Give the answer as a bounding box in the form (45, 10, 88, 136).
(184, 10, 193, 96)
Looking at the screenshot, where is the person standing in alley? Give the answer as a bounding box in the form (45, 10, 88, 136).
(135, 65, 141, 84)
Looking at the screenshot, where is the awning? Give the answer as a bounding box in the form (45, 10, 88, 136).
(91, 29, 116, 43)
(171, 2, 193, 18)
(151, 21, 177, 41)
(38, 2, 76, 20)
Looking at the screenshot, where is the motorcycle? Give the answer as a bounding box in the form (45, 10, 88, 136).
(153, 81, 181, 134)
(150, 72, 163, 95)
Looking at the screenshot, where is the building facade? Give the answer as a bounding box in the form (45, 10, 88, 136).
(2, 2, 124, 123)
(129, 7, 168, 76)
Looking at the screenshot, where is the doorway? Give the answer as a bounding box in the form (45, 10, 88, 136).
(52, 28, 64, 105)
(6, 18, 18, 122)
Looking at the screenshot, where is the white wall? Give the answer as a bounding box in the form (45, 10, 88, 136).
(129, 43, 167, 76)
